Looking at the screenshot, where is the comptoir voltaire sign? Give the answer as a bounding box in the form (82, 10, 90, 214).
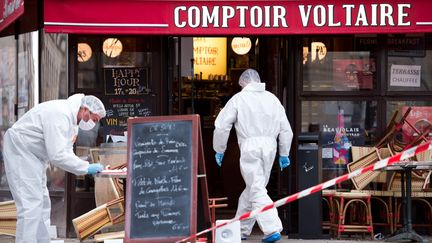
(0, 0, 24, 32)
(44, 0, 432, 35)
(174, 4, 411, 28)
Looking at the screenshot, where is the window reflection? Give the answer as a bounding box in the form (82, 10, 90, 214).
(386, 101, 432, 144)
(303, 36, 377, 91)
(42, 33, 68, 101)
(76, 36, 153, 90)
(387, 101, 432, 123)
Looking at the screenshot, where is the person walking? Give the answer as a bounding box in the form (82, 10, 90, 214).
(213, 69, 293, 242)
(3, 93, 106, 243)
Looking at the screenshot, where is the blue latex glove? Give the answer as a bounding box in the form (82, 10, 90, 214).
(215, 153, 224, 167)
(88, 163, 104, 175)
(279, 156, 290, 171)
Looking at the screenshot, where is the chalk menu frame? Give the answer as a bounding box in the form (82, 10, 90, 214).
(125, 115, 204, 243)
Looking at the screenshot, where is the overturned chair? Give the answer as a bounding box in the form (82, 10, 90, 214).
(72, 197, 125, 240)
(72, 144, 127, 240)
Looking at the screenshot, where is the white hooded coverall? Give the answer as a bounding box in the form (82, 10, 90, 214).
(213, 82, 293, 236)
(3, 94, 90, 243)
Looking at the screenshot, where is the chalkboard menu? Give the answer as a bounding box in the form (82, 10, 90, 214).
(101, 96, 153, 136)
(125, 115, 203, 243)
(101, 67, 158, 137)
(104, 67, 152, 96)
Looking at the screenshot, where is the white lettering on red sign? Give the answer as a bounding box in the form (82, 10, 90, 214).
(174, 5, 288, 28)
(3, 0, 21, 19)
(299, 4, 411, 27)
(174, 4, 411, 28)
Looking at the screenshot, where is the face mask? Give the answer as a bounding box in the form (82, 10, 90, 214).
(79, 119, 96, 131)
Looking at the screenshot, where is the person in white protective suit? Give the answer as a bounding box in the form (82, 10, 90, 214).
(2, 94, 106, 243)
(213, 69, 293, 242)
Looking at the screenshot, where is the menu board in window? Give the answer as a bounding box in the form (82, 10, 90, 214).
(104, 67, 153, 96)
(125, 115, 210, 243)
(102, 67, 156, 138)
(101, 96, 153, 137)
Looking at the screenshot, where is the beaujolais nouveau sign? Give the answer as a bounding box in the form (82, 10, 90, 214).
(0, 0, 24, 32)
(44, 0, 432, 34)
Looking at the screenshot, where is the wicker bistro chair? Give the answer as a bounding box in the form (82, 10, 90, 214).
(322, 189, 336, 233)
(329, 191, 374, 239)
(345, 147, 395, 235)
(324, 145, 392, 238)
(348, 147, 391, 191)
(72, 197, 125, 240)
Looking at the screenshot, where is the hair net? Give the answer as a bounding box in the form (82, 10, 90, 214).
(238, 68, 261, 88)
(81, 95, 106, 118)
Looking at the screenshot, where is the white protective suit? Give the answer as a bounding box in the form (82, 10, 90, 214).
(3, 94, 90, 243)
(213, 81, 293, 236)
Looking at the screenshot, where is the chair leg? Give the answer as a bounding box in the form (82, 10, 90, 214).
(337, 197, 345, 239)
(367, 196, 374, 239)
(389, 196, 394, 234)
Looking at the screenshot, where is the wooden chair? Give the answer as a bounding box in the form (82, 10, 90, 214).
(208, 197, 228, 242)
(348, 147, 391, 191)
(330, 191, 374, 239)
(95, 146, 127, 207)
(352, 189, 394, 235)
(73, 147, 127, 241)
(72, 197, 124, 240)
(208, 197, 228, 225)
(322, 190, 336, 233)
(346, 145, 394, 235)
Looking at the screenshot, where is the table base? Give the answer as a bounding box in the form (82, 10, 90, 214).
(386, 228, 428, 243)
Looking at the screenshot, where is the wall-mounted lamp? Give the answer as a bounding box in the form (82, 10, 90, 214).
(103, 38, 123, 58)
(231, 37, 252, 55)
(77, 43, 92, 62)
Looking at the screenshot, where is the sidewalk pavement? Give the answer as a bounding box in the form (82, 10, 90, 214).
(242, 235, 377, 243)
(1, 234, 431, 242)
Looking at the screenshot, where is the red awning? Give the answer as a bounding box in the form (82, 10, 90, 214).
(0, 0, 24, 32)
(44, 0, 432, 35)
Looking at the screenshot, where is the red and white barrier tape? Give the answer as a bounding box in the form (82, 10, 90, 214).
(176, 140, 432, 243)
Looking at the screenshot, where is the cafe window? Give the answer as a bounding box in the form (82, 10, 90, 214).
(302, 36, 377, 92)
(75, 36, 153, 91)
(71, 35, 163, 195)
(172, 37, 260, 123)
(387, 34, 432, 92)
(302, 100, 378, 145)
(301, 100, 378, 187)
(77, 37, 100, 90)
